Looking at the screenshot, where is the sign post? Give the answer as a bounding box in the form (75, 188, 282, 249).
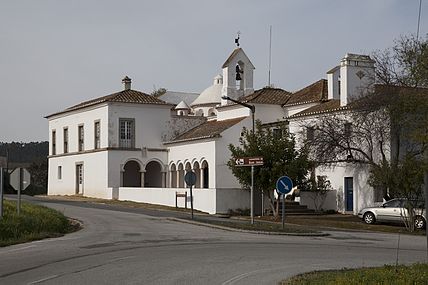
(276, 176, 293, 230)
(0, 168, 3, 220)
(235, 157, 264, 224)
(10, 168, 31, 215)
(184, 171, 197, 220)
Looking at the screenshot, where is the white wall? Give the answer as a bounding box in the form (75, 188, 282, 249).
(48, 151, 110, 198)
(300, 190, 337, 211)
(284, 103, 319, 118)
(215, 119, 250, 189)
(48, 104, 109, 155)
(316, 164, 373, 214)
(108, 103, 172, 149)
(217, 105, 250, 121)
(167, 140, 217, 188)
(117, 187, 249, 214)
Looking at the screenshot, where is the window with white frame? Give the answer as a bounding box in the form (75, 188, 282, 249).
(78, 125, 84, 151)
(119, 118, 135, 148)
(52, 130, 56, 155)
(94, 121, 100, 149)
(63, 127, 68, 153)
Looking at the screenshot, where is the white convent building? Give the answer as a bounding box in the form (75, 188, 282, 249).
(47, 45, 381, 215)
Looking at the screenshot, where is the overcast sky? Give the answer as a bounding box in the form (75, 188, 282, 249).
(0, 0, 426, 142)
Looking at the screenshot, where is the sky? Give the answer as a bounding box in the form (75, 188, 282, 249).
(0, 0, 426, 142)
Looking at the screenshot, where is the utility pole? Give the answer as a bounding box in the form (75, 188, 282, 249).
(222, 96, 256, 224)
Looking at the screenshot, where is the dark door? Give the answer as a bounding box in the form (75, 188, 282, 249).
(345, 177, 353, 211)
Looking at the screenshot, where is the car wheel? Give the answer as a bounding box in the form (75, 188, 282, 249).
(363, 212, 376, 224)
(414, 216, 426, 230)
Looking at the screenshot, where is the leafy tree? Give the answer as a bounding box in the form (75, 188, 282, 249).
(151, 87, 167, 98)
(228, 121, 311, 217)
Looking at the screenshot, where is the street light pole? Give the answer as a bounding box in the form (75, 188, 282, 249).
(222, 96, 257, 224)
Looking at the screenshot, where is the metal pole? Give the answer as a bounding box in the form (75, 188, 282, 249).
(424, 160, 428, 262)
(251, 165, 254, 225)
(282, 194, 285, 230)
(190, 184, 194, 220)
(17, 168, 21, 215)
(0, 167, 3, 219)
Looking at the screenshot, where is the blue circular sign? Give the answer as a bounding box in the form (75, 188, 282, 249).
(276, 176, 293, 195)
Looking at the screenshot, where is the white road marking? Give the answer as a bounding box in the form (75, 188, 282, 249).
(28, 274, 59, 284)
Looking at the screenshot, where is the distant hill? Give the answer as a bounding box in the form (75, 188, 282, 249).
(0, 142, 49, 195)
(0, 141, 48, 163)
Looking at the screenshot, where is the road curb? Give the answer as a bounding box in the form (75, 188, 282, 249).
(167, 217, 330, 237)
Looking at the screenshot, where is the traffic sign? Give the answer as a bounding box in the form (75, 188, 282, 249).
(276, 176, 293, 195)
(10, 168, 31, 191)
(235, 156, 264, 167)
(184, 171, 196, 186)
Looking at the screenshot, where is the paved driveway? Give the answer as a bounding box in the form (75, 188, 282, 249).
(0, 196, 426, 284)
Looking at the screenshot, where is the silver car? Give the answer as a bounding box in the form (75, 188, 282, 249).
(358, 198, 426, 229)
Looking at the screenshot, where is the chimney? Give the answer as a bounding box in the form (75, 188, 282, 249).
(122, 76, 131, 90)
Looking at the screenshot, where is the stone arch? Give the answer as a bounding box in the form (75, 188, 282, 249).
(144, 160, 163, 188)
(170, 163, 177, 188)
(123, 160, 142, 187)
(177, 163, 185, 188)
(208, 108, 216, 116)
(201, 160, 209, 189)
(193, 161, 201, 188)
(236, 60, 245, 91)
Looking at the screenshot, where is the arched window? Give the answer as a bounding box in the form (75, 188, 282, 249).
(170, 163, 177, 188)
(201, 160, 209, 189)
(123, 160, 141, 187)
(178, 163, 184, 188)
(193, 161, 201, 188)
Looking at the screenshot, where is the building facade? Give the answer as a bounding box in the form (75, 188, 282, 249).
(47, 47, 388, 215)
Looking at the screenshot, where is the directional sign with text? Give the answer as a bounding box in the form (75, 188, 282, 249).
(235, 156, 264, 167)
(276, 176, 293, 195)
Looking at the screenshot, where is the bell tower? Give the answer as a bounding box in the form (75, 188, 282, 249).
(220, 41, 255, 106)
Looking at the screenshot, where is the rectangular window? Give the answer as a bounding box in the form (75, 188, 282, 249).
(344, 123, 352, 137)
(58, 166, 62, 180)
(78, 125, 84, 151)
(52, 130, 56, 155)
(306, 127, 315, 141)
(63, 127, 68, 153)
(119, 119, 135, 148)
(94, 121, 100, 149)
(273, 128, 282, 138)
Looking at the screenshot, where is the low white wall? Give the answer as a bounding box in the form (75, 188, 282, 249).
(216, 188, 250, 213)
(300, 190, 337, 211)
(118, 187, 217, 214)
(117, 187, 250, 214)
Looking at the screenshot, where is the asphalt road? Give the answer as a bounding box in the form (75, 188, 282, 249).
(0, 196, 426, 285)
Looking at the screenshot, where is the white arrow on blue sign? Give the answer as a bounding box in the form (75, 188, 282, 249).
(276, 176, 293, 195)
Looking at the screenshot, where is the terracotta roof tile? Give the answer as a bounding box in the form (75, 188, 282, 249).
(239, 87, 292, 105)
(165, 117, 245, 144)
(285, 79, 328, 106)
(288, 99, 343, 118)
(46, 89, 170, 118)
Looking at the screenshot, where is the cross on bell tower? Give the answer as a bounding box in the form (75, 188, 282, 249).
(235, 31, 241, 47)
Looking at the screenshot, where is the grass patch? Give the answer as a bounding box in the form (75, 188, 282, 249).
(192, 218, 320, 234)
(281, 214, 426, 235)
(0, 200, 78, 247)
(281, 263, 428, 285)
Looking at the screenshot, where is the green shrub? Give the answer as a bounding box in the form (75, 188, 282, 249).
(0, 200, 73, 246)
(282, 263, 428, 285)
